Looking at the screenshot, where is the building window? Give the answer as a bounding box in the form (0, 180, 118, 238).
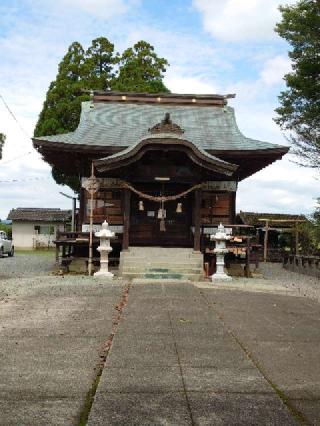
(34, 225, 55, 235)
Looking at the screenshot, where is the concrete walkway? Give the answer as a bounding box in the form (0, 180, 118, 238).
(1, 271, 320, 425)
(88, 282, 320, 425)
(0, 276, 125, 425)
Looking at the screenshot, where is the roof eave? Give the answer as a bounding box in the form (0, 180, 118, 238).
(94, 136, 238, 176)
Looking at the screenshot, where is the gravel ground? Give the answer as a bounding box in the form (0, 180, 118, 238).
(0, 251, 124, 302)
(260, 262, 320, 303)
(0, 250, 56, 280)
(0, 252, 319, 304)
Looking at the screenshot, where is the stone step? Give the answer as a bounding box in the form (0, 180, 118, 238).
(122, 259, 203, 267)
(122, 272, 203, 281)
(119, 247, 203, 281)
(122, 266, 203, 274)
(120, 253, 202, 260)
(122, 248, 201, 257)
(127, 247, 195, 252)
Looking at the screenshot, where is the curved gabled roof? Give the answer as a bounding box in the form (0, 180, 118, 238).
(94, 132, 238, 176)
(34, 101, 288, 152)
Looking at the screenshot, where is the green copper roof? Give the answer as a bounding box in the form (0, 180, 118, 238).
(37, 101, 287, 152)
(94, 132, 238, 176)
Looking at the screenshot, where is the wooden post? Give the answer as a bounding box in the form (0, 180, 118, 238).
(55, 229, 60, 265)
(245, 237, 251, 277)
(263, 220, 269, 262)
(295, 221, 299, 255)
(230, 191, 236, 223)
(79, 187, 85, 230)
(194, 189, 201, 252)
(88, 163, 94, 276)
(123, 189, 131, 251)
(71, 197, 76, 232)
(55, 244, 60, 265)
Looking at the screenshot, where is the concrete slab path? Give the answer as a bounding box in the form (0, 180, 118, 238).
(1, 270, 320, 425)
(0, 276, 125, 425)
(88, 282, 320, 425)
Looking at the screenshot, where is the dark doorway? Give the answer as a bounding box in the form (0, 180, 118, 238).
(129, 184, 193, 247)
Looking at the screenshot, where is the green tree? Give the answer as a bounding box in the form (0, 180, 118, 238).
(35, 39, 169, 192)
(34, 42, 87, 138)
(0, 133, 5, 159)
(112, 41, 170, 93)
(298, 201, 320, 254)
(274, 0, 320, 168)
(0, 223, 12, 239)
(34, 42, 88, 192)
(83, 37, 118, 91)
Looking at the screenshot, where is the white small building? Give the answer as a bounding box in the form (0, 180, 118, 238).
(7, 208, 71, 249)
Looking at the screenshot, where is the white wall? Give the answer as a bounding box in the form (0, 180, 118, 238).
(12, 222, 65, 249)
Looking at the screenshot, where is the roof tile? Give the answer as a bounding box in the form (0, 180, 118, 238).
(35, 102, 287, 152)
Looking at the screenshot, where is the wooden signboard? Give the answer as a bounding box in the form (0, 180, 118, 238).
(202, 181, 237, 191)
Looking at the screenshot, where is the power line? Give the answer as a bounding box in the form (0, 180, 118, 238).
(1, 151, 33, 165)
(0, 94, 31, 140)
(0, 176, 51, 184)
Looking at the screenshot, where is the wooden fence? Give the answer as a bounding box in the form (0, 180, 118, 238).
(283, 255, 320, 278)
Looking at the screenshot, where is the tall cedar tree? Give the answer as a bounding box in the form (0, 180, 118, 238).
(34, 39, 169, 192)
(0, 133, 5, 159)
(111, 41, 169, 93)
(34, 42, 89, 192)
(275, 0, 320, 168)
(83, 37, 118, 91)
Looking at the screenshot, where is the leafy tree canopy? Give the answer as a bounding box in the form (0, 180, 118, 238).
(274, 0, 320, 168)
(298, 200, 320, 254)
(0, 223, 12, 239)
(34, 38, 169, 192)
(0, 133, 5, 159)
(112, 41, 170, 93)
(83, 37, 118, 91)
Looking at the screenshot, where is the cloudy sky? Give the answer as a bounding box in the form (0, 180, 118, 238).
(0, 0, 318, 220)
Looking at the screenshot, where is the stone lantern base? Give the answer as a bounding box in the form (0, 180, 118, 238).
(211, 271, 232, 281)
(94, 270, 114, 279)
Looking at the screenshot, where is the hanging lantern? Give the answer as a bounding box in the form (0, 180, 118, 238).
(139, 200, 144, 211)
(176, 202, 182, 213)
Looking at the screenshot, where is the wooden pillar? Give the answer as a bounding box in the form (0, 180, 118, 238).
(55, 244, 60, 265)
(55, 229, 60, 265)
(263, 220, 269, 262)
(245, 237, 251, 277)
(194, 189, 202, 252)
(229, 191, 236, 223)
(295, 222, 299, 255)
(123, 189, 131, 251)
(79, 187, 85, 230)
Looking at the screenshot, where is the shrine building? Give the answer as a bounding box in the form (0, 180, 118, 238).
(33, 91, 288, 275)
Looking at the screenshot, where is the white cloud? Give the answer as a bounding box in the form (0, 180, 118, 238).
(165, 73, 220, 94)
(260, 55, 291, 86)
(193, 0, 296, 42)
(45, 0, 139, 20)
(237, 158, 319, 214)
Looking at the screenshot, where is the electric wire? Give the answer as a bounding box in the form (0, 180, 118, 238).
(0, 176, 51, 184)
(0, 93, 34, 165)
(0, 94, 31, 139)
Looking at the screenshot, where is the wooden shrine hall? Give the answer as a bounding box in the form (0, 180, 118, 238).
(33, 91, 288, 275)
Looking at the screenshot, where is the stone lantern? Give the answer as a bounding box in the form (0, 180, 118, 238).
(94, 220, 115, 278)
(211, 223, 232, 281)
